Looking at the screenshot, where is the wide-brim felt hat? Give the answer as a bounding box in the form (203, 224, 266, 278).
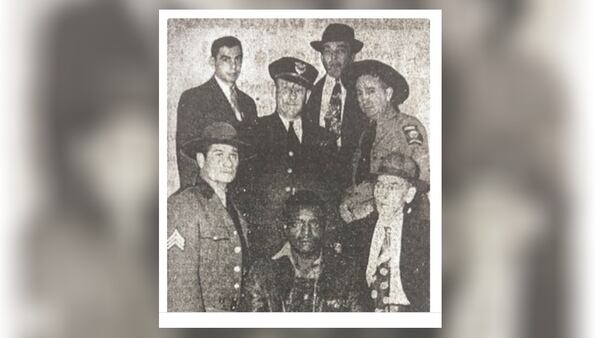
(372, 151, 429, 191)
(341, 59, 410, 105)
(269, 57, 318, 89)
(310, 23, 364, 53)
(181, 121, 250, 160)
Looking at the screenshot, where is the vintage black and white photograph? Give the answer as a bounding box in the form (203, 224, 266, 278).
(159, 10, 441, 327)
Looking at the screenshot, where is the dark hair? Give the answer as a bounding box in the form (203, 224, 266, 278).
(211, 36, 242, 58)
(281, 190, 326, 228)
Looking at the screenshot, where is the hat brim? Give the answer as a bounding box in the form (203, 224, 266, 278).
(181, 137, 251, 160)
(341, 60, 409, 105)
(310, 40, 364, 53)
(274, 73, 314, 90)
(370, 171, 430, 192)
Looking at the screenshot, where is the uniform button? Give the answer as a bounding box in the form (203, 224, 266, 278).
(288, 151, 294, 157)
(285, 186, 291, 192)
(371, 290, 378, 299)
(234, 283, 240, 289)
(287, 168, 293, 174)
(234, 246, 241, 253)
(234, 266, 241, 272)
(233, 230, 238, 235)
(303, 294, 309, 300)
(213, 236, 218, 240)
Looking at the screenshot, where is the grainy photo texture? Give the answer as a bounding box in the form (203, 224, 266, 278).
(164, 15, 434, 317)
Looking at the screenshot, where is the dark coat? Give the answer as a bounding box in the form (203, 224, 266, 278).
(337, 196, 430, 312)
(240, 248, 364, 312)
(241, 113, 339, 255)
(175, 77, 258, 190)
(167, 179, 251, 312)
(305, 77, 368, 189)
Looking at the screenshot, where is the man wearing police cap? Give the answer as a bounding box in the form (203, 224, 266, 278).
(245, 57, 338, 256)
(167, 122, 251, 312)
(339, 60, 430, 223)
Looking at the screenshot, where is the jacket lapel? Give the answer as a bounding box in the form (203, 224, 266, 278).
(208, 77, 237, 123)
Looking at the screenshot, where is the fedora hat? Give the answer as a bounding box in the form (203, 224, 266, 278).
(374, 151, 428, 191)
(181, 121, 249, 160)
(341, 59, 410, 105)
(311, 23, 364, 53)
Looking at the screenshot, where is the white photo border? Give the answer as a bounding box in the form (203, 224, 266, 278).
(159, 9, 442, 328)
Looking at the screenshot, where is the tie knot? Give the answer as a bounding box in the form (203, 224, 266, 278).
(289, 121, 294, 129)
(332, 82, 341, 94)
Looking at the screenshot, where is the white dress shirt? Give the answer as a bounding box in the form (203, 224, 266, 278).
(278, 114, 303, 143)
(214, 75, 243, 122)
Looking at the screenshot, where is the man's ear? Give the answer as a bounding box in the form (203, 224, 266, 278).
(385, 87, 394, 102)
(404, 186, 417, 204)
(196, 153, 206, 169)
(209, 56, 216, 69)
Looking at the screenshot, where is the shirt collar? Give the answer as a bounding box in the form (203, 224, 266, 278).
(214, 75, 234, 96)
(272, 242, 323, 278)
(278, 114, 302, 131)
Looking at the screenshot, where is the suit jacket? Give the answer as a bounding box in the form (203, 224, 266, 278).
(305, 77, 367, 189)
(337, 196, 430, 312)
(241, 113, 338, 255)
(176, 77, 258, 190)
(167, 178, 251, 312)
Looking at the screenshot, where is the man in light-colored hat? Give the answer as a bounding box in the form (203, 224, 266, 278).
(305, 23, 368, 190)
(167, 121, 252, 312)
(336, 151, 430, 312)
(244, 57, 338, 257)
(339, 59, 430, 223)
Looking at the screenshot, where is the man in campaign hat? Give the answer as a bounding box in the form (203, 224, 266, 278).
(244, 57, 338, 256)
(167, 121, 252, 312)
(306, 23, 368, 190)
(339, 59, 430, 223)
(336, 151, 430, 312)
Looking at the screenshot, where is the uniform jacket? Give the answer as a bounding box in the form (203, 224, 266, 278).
(353, 110, 430, 186)
(176, 77, 258, 190)
(305, 77, 367, 189)
(240, 245, 364, 312)
(337, 200, 430, 312)
(167, 178, 251, 312)
(241, 113, 338, 255)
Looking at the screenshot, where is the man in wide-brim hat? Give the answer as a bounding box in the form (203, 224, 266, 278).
(339, 59, 430, 223)
(336, 151, 430, 312)
(168, 121, 252, 312)
(305, 23, 368, 191)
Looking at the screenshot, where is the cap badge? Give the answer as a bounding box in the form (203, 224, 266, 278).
(294, 61, 306, 75)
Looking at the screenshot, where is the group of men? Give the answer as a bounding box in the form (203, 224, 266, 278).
(168, 23, 430, 313)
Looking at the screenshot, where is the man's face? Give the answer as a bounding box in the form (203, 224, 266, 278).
(374, 174, 415, 214)
(321, 41, 354, 79)
(211, 45, 242, 85)
(275, 78, 308, 120)
(356, 74, 393, 120)
(198, 143, 239, 184)
(286, 207, 324, 256)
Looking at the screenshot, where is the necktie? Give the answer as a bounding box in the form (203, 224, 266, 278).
(230, 85, 244, 121)
(287, 121, 300, 148)
(325, 81, 342, 140)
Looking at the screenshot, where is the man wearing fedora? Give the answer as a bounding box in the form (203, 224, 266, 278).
(244, 57, 338, 257)
(305, 23, 368, 190)
(176, 36, 258, 191)
(336, 151, 430, 312)
(167, 122, 251, 312)
(339, 60, 430, 223)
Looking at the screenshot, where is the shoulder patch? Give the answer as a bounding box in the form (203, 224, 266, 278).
(167, 229, 185, 251)
(403, 125, 424, 145)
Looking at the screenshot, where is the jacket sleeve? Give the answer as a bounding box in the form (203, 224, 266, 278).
(404, 117, 430, 183)
(239, 259, 271, 312)
(167, 194, 205, 311)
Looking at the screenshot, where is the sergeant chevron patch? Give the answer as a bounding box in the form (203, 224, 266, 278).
(167, 229, 185, 251)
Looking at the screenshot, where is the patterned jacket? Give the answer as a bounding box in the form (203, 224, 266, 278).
(240, 244, 364, 312)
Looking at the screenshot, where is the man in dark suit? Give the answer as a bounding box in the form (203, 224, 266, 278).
(176, 36, 257, 190)
(305, 23, 368, 189)
(337, 151, 430, 312)
(245, 57, 338, 256)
